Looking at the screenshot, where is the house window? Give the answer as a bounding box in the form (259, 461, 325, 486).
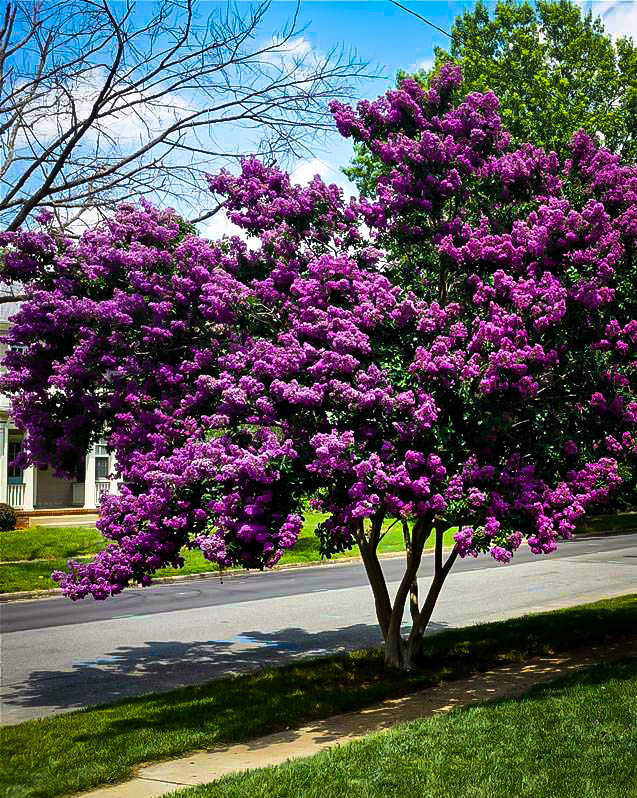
(95, 439, 110, 481)
(95, 457, 110, 480)
(8, 440, 23, 484)
(95, 441, 109, 457)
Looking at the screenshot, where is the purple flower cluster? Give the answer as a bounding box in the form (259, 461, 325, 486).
(2, 69, 635, 599)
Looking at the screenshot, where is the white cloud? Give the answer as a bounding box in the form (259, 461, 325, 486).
(600, 1, 637, 41)
(409, 57, 434, 73)
(198, 207, 263, 250)
(21, 67, 195, 149)
(53, 205, 104, 235)
(261, 35, 317, 71)
(291, 155, 355, 196)
(580, 1, 637, 41)
(198, 209, 244, 241)
(290, 157, 331, 185)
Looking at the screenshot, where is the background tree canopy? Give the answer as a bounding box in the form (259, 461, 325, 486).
(345, 0, 637, 195)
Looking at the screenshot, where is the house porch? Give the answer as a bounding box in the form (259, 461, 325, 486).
(0, 420, 119, 526)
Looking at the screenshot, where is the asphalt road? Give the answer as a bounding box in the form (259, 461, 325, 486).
(1, 533, 636, 725)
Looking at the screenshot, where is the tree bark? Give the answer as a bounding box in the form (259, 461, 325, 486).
(402, 519, 419, 624)
(406, 525, 458, 665)
(382, 517, 431, 667)
(357, 515, 458, 670)
(356, 517, 392, 641)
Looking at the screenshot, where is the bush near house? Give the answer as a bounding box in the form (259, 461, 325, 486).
(0, 503, 16, 532)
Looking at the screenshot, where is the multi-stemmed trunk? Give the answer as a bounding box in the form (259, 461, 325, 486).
(356, 511, 458, 670)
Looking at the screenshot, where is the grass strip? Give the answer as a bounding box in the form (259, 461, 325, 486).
(173, 656, 637, 798)
(577, 510, 637, 535)
(0, 527, 104, 563)
(0, 560, 74, 593)
(0, 517, 456, 594)
(2, 510, 634, 593)
(1, 593, 636, 798)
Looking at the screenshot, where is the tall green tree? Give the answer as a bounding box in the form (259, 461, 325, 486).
(345, 0, 637, 195)
(445, 0, 636, 159)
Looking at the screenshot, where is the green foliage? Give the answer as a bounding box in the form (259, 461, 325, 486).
(442, 0, 635, 160)
(444, 0, 636, 160)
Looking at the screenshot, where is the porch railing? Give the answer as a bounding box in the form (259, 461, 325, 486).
(95, 481, 111, 506)
(8, 482, 25, 508)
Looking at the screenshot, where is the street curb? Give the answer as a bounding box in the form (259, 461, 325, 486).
(1, 526, 634, 604)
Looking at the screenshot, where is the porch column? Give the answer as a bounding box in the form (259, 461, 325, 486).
(108, 451, 118, 495)
(84, 447, 96, 509)
(0, 422, 8, 504)
(22, 464, 36, 511)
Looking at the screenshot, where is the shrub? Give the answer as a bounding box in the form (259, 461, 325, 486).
(0, 502, 17, 532)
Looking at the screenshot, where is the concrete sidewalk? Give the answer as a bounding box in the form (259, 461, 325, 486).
(76, 637, 637, 798)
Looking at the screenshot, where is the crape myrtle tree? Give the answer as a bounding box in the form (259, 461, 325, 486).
(1, 65, 636, 669)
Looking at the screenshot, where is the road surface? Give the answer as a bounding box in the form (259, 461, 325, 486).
(1, 532, 636, 725)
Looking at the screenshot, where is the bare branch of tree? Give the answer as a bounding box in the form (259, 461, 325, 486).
(0, 0, 375, 233)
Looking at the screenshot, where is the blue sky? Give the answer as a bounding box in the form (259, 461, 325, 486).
(207, 1, 473, 192)
(246, 1, 468, 182)
(198, 0, 636, 238)
(201, 0, 477, 236)
(10, 0, 635, 234)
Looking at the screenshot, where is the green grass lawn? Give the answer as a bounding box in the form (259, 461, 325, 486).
(0, 526, 106, 593)
(0, 515, 456, 593)
(174, 656, 637, 798)
(1, 508, 634, 593)
(0, 526, 104, 562)
(577, 510, 637, 535)
(1, 594, 636, 798)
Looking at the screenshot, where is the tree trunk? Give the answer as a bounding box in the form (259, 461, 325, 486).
(406, 528, 458, 666)
(383, 623, 407, 668)
(358, 516, 458, 670)
(356, 516, 392, 641)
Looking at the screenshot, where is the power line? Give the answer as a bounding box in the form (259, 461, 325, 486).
(388, 0, 452, 38)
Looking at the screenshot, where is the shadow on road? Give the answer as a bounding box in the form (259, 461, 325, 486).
(1, 620, 447, 718)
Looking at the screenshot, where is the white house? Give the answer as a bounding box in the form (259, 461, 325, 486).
(0, 302, 119, 526)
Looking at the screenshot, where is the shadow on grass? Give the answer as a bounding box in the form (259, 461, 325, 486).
(171, 657, 637, 798)
(420, 597, 637, 668)
(5, 595, 637, 723)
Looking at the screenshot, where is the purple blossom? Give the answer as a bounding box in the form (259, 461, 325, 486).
(2, 69, 635, 601)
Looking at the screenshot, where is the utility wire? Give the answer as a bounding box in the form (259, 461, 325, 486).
(388, 0, 452, 38)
